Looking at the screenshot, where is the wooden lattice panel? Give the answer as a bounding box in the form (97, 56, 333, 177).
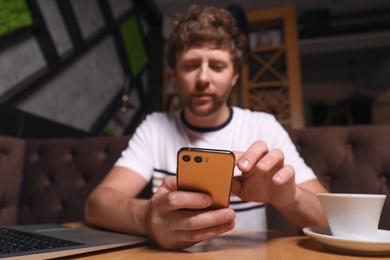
(241, 5, 304, 128)
(248, 86, 291, 127)
(246, 46, 291, 126)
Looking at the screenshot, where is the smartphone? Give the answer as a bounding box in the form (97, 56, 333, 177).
(176, 147, 235, 209)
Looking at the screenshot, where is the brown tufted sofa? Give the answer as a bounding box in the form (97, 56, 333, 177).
(1, 124, 390, 233)
(0, 135, 149, 226)
(268, 124, 390, 234)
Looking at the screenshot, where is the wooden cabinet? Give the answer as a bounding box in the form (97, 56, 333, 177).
(162, 43, 181, 113)
(239, 4, 304, 128)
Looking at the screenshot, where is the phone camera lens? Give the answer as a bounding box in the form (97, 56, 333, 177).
(182, 155, 191, 162)
(194, 156, 202, 163)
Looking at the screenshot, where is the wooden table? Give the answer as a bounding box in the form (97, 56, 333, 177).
(62, 224, 387, 259)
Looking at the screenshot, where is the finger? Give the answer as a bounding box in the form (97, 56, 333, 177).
(177, 208, 235, 231)
(179, 221, 236, 243)
(233, 151, 244, 162)
(160, 190, 213, 211)
(236, 141, 269, 171)
(272, 164, 295, 185)
(174, 209, 236, 242)
(162, 221, 235, 249)
(230, 176, 243, 196)
(161, 176, 177, 191)
(255, 148, 285, 173)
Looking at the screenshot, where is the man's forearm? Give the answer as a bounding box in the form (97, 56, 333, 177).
(85, 186, 149, 236)
(276, 186, 328, 229)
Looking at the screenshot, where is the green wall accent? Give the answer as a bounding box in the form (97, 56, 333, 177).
(120, 15, 148, 77)
(0, 0, 32, 37)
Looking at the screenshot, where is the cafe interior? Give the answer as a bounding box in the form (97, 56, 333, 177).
(1, 0, 390, 258)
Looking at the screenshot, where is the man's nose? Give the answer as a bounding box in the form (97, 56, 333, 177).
(196, 64, 210, 85)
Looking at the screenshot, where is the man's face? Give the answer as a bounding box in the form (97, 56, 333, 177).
(172, 46, 239, 117)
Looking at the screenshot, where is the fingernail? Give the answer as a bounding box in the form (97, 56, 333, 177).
(239, 159, 249, 168)
(204, 197, 211, 207)
(273, 174, 283, 183)
(226, 211, 233, 221)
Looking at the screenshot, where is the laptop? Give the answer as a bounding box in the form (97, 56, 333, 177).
(0, 223, 148, 259)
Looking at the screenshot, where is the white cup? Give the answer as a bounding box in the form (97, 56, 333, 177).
(317, 193, 386, 240)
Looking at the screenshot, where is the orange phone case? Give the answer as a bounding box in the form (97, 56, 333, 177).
(176, 147, 235, 209)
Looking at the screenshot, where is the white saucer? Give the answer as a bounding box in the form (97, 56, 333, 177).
(303, 227, 390, 256)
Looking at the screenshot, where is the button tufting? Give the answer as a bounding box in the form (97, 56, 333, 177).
(82, 174, 90, 182)
(38, 146, 44, 156)
(380, 174, 388, 184)
(48, 174, 55, 183)
(70, 147, 77, 157)
(60, 199, 66, 208)
(346, 142, 353, 150)
(0, 147, 8, 155)
(323, 173, 332, 183)
(104, 146, 111, 155)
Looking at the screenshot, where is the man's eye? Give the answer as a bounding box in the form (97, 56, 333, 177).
(184, 64, 197, 70)
(211, 65, 224, 71)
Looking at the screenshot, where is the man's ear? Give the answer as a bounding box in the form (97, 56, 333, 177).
(231, 72, 240, 88)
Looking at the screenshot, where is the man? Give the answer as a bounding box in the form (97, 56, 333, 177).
(85, 5, 328, 250)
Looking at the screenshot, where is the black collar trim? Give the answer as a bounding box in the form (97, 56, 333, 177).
(180, 107, 233, 132)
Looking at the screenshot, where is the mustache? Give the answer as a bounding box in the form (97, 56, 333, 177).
(195, 81, 210, 90)
(192, 91, 213, 95)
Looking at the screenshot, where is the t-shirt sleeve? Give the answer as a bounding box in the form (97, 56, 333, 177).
(114, 116, 155, 182)
(261, 115, 317, 184)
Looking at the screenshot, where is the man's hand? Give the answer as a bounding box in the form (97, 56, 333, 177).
(230, 140, 328, 228)
(145, 176, 236, 250)
(231, 140, 297, 208)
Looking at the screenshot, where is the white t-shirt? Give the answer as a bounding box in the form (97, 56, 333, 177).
(115, 106, 316, 230)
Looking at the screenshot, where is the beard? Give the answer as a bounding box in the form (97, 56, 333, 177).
(179, 87, 232, 117)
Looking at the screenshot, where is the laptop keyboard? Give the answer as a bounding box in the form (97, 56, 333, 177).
(0, 227, 85, 256)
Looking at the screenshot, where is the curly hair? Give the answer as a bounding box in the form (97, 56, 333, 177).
(167, 5, 247, 72)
